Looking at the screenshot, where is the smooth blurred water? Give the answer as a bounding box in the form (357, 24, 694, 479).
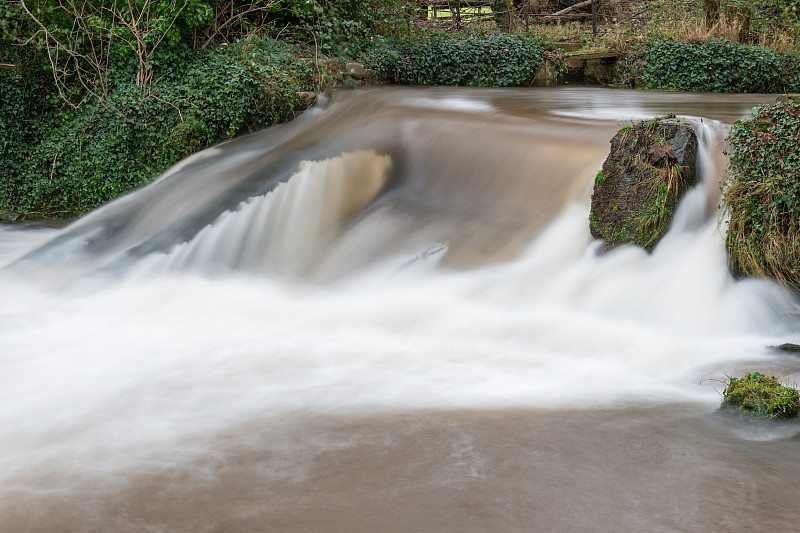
(2, 87, 799, 532)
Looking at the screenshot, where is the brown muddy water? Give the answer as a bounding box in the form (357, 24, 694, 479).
(1, 87, 799, 532)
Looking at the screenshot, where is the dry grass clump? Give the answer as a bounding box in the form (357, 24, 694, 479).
(515, 0, 800, 55)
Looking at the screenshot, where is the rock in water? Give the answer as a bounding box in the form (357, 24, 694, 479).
(721, 372, 800, 420)
(589, 117, 698, 251)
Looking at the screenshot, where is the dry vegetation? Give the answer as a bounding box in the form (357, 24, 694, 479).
(426, 0, 800, 54)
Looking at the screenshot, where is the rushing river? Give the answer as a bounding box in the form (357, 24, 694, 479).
(2, 87, 800, 532)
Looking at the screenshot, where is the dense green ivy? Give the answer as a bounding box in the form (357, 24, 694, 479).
(0, 38, 312, 217)
(364, 33, 549, 87)
(270, 0, 419, 56)
(627, 39, 800, 93)
(0, 0, 420, 218)
(723, 101, 800, 290)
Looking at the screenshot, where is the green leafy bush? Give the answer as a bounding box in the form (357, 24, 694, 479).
(721, 371, 800, 419)
(628, 39, 800, 93)
(0, 43, 64, 214)
(0, 38, 311, 217)
(363, 33, 549, 87)
(723, 101, 800, 289)
(270, 0, 418, 56)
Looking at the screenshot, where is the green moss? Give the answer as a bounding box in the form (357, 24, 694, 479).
(721, 372, 800, 420)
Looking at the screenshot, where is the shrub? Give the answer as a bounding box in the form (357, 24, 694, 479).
(0, 38, 311, 217)
(270, 0, 419, 56)
(723, 101, 800, 290)
(721, 371, 800, 419)
(363, 33, 549, 87)
(0, 43, 63, 215)
(628, 39, 800, 93)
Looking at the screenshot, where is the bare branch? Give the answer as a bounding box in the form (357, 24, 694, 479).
(202, 1, 278, 48)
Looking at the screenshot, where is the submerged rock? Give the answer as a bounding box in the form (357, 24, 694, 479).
(294, 91, 317, 111)
(0, 210, 22, 223)
(771, 343, 800, 354)
(589, 116, 698, 251)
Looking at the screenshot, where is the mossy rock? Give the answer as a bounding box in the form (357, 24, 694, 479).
(771, 343, 800, 353)
(721, 372, 800, 420)
(776, 94, 800, 104)
(590, 116, 698, 251)
(723, 101, 800, 291)
(0, 210, 23, 223)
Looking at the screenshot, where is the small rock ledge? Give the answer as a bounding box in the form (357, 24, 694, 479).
(295, 59, 382, 112)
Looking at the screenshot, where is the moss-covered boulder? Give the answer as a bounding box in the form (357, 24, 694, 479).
(772, 343, 800, 353)
(723, 101, 800, 290)
(590, 117, 698, 251)
(721, 372, 800, 419)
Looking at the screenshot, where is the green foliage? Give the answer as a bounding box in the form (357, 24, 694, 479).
(0, 38, 310, 217)
(723, 101, 800, 290)
(594, 170, 608, 186)
(0, 42, 64, 215)
(363, 33, 549, 87)
(721, 371, 800, 419)
(627, 39, 800, 93)
(270, 0, 418, 56)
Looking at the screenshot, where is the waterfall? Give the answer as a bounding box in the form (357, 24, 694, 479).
(1, 87, 798, 533)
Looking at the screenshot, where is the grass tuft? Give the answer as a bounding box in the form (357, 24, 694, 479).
(721, 372, 800, 419)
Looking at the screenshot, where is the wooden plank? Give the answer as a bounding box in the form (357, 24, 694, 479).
(0, 64, 17, 70)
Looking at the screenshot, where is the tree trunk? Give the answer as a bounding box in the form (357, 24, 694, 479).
(492, 0, 513, 31)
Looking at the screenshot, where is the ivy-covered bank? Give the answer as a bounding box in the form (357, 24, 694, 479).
(363, 32, 553, 87)
(723, 99, 800, 291)
(0, 0, 423, 219)
(1, 39, 313, 218)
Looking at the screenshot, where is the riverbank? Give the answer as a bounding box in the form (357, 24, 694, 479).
(2, 0, 800, 220)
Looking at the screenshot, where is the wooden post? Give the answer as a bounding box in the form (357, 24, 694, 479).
(592, 0, 597, 38)
(524, 0, 529, 31)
